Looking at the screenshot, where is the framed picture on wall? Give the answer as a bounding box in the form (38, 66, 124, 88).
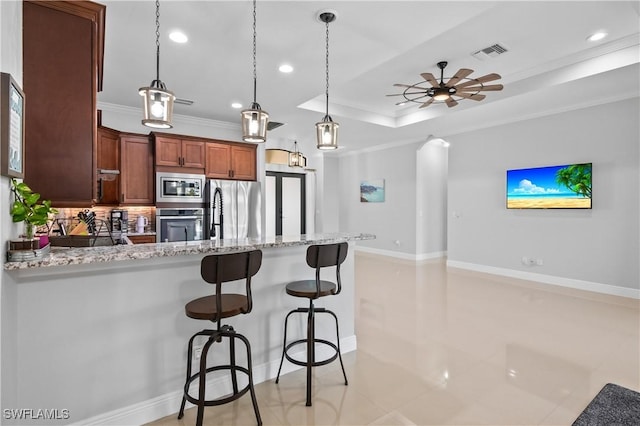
(1, 72, 26, 178)
(360, 179, 385, 202)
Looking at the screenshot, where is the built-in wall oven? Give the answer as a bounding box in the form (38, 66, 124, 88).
(156, 208, 204, 243)
(156, 172, 205, 204)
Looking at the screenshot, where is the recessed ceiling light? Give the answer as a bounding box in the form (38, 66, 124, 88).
(169, 31, 188, 43)
(587, 31, 607, 42)
(397, 102, 407, 106)
(279, 64, 294, 73)
(231, 102, 243, 109)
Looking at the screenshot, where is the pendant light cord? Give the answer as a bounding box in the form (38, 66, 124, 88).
(252, 0, 257, 104)
(324, 19, 330, 117)
(155, 0, 161, 83)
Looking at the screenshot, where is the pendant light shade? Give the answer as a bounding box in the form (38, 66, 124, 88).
(242, 0, 269, 143)
(288, 141, 305, 167)
(241, 102, 269, 143)
(316, 11, 338, 150)
(139, 0, 175, 129)
(316, 116, 339, 150)
(139, 83, 174, 128)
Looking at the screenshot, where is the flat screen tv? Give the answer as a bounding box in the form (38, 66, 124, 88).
(506, 163, 592, 209)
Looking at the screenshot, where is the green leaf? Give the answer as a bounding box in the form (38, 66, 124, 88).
(10, 203, 27, 222)
(24, 192, 40, 206)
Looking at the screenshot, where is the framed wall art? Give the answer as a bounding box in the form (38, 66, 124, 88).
(1, 72, 25, 178)
(360, 179, 385, 202)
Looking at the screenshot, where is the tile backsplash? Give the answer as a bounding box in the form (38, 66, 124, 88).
(54, 206, 156, 234)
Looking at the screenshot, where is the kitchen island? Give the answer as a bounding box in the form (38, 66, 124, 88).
(2, 233, 373, 425)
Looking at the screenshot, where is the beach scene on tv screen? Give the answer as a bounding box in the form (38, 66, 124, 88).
(507, 163, 592, 209)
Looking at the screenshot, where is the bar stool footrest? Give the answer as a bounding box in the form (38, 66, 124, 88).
(183, 365, 252, 407)
(284, 338, 340, 367)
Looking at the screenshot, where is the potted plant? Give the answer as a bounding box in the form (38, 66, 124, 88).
(10, 178, 58, 245)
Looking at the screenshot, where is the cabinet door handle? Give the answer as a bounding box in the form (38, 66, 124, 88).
(121, 193, 124, 203)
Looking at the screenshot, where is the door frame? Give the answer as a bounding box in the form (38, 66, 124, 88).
(266, 171, 306, 236)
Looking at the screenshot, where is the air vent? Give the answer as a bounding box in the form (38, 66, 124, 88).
(174, 98, 194, 105)
(267, 121, 285, 131)
(471, 43, 509, 61)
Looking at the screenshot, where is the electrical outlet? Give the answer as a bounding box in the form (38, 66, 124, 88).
(521, 256, 529, 265)
(536, 258, 544, 266)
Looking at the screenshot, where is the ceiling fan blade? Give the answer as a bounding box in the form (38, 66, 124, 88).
(445, 98, 458, 108)
(454, 73, 502, 89)
(455, 92, 486, 101)
(420, 73, 440, 88)
(446, 68, 473, 87)
(419, 98, 434, 109)
(386, 91, 427, 97)
(458, 84, 504, 92)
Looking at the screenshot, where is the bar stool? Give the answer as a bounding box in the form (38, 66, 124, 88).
(275, 242, 349, 406)
(178, 250, 263, 426)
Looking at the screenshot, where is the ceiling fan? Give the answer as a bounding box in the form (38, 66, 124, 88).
(388, 61, 503, 108)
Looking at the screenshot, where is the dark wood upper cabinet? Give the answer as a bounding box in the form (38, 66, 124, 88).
(230, 144, 257, 181)
(23, 1, 105, 206)
(96, 126, 120, 205)
(205, 141, 257, 181)
(120, 134, 154, 205)
(154, 134, 205, 173)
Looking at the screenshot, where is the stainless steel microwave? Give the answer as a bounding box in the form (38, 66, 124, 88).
(156, 172, 205, 204)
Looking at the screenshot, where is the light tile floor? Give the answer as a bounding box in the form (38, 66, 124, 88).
(148, 252, 639, 425)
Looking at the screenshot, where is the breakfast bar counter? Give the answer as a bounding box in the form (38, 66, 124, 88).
(4, 233, 374, 271)
(2, 233, 374, 425)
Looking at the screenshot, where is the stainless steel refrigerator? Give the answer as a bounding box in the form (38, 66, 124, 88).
(205, 180, 262, 240)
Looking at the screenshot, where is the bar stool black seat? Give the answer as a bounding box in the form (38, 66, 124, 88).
(178, 250, 263, 426)
(275, 242, 349, 406)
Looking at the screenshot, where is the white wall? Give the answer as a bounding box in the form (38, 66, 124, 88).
(316, 155, 340, 233)
(447, 98, 639, 293)
(1, 0, 22, 417)
(416, 140, 448, 259)
(339, 141, 422, 256)
(98, 103, 241, 142)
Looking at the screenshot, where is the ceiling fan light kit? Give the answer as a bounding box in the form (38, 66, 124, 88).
(315, 10, 339, 150)
(241, 0, 269, 143)
(139, 0, 175, 129)
(389, 60, 503, 109)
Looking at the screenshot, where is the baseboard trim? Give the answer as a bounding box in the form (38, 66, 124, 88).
(72, 335, 357, 426)
(355, 245, 446, 262)
(446, 260, 640, 300)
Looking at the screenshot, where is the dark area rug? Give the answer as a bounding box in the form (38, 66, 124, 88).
(572, 383, 640, 426)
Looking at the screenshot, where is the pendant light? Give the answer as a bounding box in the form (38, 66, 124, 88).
(288, 141, 304, 168)
(316, 11, 338, 150)
(139, 0, 175, 129)
(241, 0, 269, 143)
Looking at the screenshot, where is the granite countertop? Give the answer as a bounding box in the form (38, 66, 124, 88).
(4, 233, 375, 270)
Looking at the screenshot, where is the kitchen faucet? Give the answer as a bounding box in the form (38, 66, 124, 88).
(211, 187, 224, 240)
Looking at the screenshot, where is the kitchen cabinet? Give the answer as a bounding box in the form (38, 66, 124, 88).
(205, 141, 257, 181)
(23, 0, 105, 206)
(120, 134, 154, 205)
(154, 134, 205, 172)
(96, 126, 120, 205)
